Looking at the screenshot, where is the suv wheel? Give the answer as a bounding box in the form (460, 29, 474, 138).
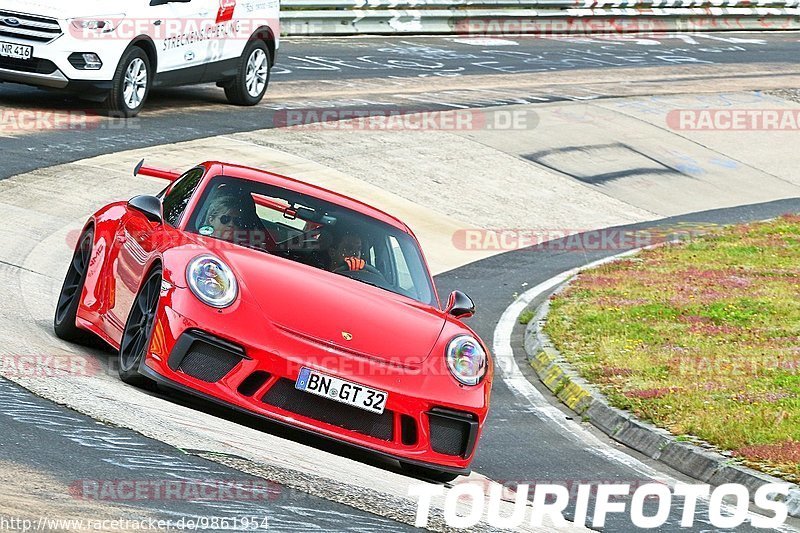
(224, 40, 270, 106)
(107, 47, 151, 118)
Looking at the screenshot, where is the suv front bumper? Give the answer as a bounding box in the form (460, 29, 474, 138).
(0, 30, 126, 92)
(0, 63, 69, 88)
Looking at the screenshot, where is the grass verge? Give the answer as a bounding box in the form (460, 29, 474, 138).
(544, 215, 800, 482)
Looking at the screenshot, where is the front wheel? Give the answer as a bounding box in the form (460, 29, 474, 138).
(106, 47, 151, 118)
(224, 40, 270, 106)
(118, 267, 161, 387)
(54, 228, 95, 344)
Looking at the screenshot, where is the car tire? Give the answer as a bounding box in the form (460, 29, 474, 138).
(106, 47, 151, 118)
(224, 39, 270, 106)
(400, 462, 460, 483)
(54, 228, 97, 344)
(118, 266, 161, 388)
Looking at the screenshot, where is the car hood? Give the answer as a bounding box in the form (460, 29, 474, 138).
(6, 0, 124, 18)
(211, 243, 446, 367)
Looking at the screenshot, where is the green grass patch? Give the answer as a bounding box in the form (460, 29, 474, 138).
(544, 215, 800, 483)
(518, 309, 536, 325)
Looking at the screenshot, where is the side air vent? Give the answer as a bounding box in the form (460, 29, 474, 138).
(427, 408, 479, 458)
(168, 330, 247, 383)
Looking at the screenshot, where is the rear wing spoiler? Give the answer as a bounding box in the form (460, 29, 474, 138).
(133, 159, 181, 181)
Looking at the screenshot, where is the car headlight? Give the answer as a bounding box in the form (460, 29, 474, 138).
(446, 335, 487, 386)
(70, 15, 124, 33)
(186, 255, 238, 308)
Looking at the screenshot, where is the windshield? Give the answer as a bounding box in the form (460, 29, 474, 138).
(186, 176, 437, 307)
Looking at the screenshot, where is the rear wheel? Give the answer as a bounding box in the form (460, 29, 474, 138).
(224, 40, 270, 106)
(400, 462, 460, 483)
(118, 267, 161, 387)
(54, 228, 95, 343)
(106, 47, 151, 118)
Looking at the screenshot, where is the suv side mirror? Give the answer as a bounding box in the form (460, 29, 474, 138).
(446, 290, 475, 319)
(128, 195, 163, 224)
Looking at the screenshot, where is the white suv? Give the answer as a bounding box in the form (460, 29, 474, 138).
(0, 0, 279, 116)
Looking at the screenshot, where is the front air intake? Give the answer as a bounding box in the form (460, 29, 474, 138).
(168, 331, 247, 383)
(427, 408, 479, 458)
(238, 371, 271, 397)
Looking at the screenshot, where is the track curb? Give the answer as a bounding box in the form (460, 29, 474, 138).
(521, 260, 800, 519)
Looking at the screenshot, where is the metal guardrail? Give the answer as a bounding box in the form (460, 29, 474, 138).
(280, 0, 800, 34)
(283, 0, 799, 8)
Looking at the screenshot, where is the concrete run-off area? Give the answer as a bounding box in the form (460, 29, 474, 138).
(1, 89, 800, 529)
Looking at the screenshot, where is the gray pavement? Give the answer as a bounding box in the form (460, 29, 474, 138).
(2, 33, 800, 532)
(0, 378, 417, 532)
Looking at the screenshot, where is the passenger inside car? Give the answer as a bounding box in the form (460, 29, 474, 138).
(201, 194, 247, 242)
(198, 188, 277, 250)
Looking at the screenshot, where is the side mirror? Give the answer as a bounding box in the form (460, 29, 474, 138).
(128, 195, 163, 224)
(446, 290, 475, 319)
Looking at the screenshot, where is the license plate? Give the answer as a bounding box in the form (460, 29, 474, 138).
(295, 367, 388, 414)
(0, 42, 32, 60)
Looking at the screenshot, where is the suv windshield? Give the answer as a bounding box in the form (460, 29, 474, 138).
(186, 176, 437, 307)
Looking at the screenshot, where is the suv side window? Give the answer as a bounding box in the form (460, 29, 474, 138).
(162, 168, 204, 227)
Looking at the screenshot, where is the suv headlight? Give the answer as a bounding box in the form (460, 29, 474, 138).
(446, 335, 487, 386)
(186, 255, 238, 308)
(70, 15, 124, 33)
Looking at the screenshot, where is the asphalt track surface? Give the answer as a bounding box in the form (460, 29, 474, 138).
(1, 32, 799, 177)
(5, 201, 799, 532)
(2, 34, 800, 532)
(0, 379, 417, 532)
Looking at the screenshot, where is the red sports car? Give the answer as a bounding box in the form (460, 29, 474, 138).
(54, 161, 492, 480)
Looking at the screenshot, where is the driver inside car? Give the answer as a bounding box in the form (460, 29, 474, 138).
(329, 231, 366, 271)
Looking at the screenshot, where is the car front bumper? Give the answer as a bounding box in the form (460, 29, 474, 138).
(142, 287, 491, 473)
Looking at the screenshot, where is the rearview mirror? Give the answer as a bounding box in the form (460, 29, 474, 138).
(446, 290, 475, 319)
(128, 195, 163, 224)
